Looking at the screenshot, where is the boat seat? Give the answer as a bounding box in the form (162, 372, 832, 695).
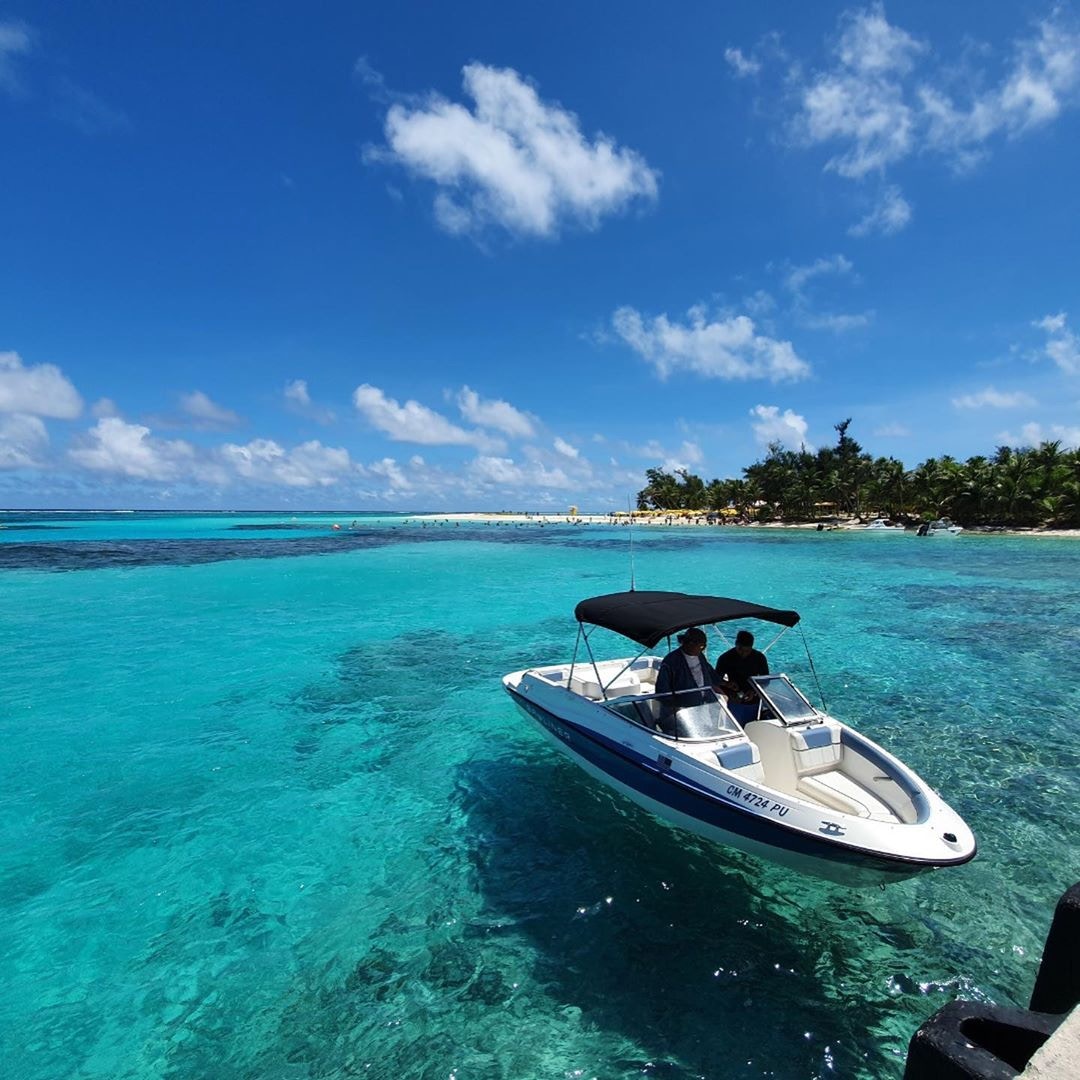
(789, 722, 843, 775)
(797, 770, 896, 820)
(677, 738, 765, 783)
(629, 659, 659, 689)
(570, 670, 641, 700)
(715, 740, 765, 782)
(745, 718, 845, 797)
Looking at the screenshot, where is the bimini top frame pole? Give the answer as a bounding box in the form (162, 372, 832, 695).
(571, 622, 651, 701)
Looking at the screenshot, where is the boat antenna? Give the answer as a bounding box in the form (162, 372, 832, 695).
(627, 495, 636, 592)
(798, 623, 827, 711)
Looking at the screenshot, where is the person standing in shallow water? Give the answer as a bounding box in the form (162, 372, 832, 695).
(655, 627, 718, 732)
(714, 629, 769, 704)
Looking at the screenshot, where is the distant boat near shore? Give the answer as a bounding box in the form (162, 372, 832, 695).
(916, 517, 964, 537)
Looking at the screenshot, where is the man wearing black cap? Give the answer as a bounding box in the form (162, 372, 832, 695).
(714, 629, 769, 705)
(655, 627, 718, 732)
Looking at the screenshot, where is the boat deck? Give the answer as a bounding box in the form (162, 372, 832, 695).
(796, 769, 898, 821)
(525, 662, 908, 824)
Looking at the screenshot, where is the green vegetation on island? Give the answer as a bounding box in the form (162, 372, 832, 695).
(636, 420, 1080, 528)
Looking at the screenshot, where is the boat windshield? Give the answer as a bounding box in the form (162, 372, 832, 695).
(606, 688, 743, 740)
(753, 675, 819, 724)
(674, 695, 744, 739)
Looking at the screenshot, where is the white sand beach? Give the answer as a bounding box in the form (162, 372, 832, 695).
(400, 512, 1080, 537)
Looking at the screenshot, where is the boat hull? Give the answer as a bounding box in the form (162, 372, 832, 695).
(505, 680, 974, 887)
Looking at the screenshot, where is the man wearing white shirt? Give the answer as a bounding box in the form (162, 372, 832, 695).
(655, 626, 718, 733)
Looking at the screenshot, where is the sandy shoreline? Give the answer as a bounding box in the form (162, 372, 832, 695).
(401, 512, 1080, 537)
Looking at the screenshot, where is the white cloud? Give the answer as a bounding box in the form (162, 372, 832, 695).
(742, 289, 777, 316)
(180, 390, 241, 429)
(997, 421, 1080, 449)
(366, 456, 412, 491)
(785, 254, 853, 298)
(221, 438, 353, 488)
(774, 6, 1080, 219)
(873, 422, 911, 437)
(465, 451, 583, 492)
(849, 185, 912, 236)
(612, 305, 810, 382)
(353, 56, 389, 101)
(629, 439, 669, 460)
(660, 440, 705, 473)
(69, 417, 197, 480)
(0, 20, 32, 96)
(284, 379, 311, 406)
(1038, 312, 1067, 333)
(801, 311, 872, 332)
(373, 63, 659, 238)
(0, 413, 48, 468)
(455, 385, 536, 437)
(523, 461, 574, 489)
(724, 47, 761, 78)
(532, 463, 574, 489)
(51, 405, 645, 501)
(835, 4, 925, 77)
(952, 386, 1037, 409)
(783, 254, 870, 332)
(91, 398, 120, 419)
(0, 351, 83, 418)
(67, 412, 365, 491)
(470, 455, 523, 485)
(679, 440, 704, 465)
(353, 383, 502, 449)
(921, 14, 1080, 158)
(622, 437, 703, 473)
(750, 404, 812, 450)
(796, 6, 924, 178)
(284, 378, 335, 424)
(1035, 312, 1080, 374)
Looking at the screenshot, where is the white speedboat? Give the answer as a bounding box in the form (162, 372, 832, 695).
(503, 591, 976, 886)
(863, 518, 898, 530)
(917, 518, 963, 537)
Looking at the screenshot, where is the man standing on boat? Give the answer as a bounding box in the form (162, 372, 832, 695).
(714, 629, 769, 708)
(655, 627, 719, 733)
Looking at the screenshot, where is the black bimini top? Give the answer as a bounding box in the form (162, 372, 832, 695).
(574, 591, 800, 649)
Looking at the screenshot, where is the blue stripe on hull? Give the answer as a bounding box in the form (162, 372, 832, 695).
(509, 688, 938, 881)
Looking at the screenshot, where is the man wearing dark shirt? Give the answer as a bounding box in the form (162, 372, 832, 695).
(714, 629, 769, 703)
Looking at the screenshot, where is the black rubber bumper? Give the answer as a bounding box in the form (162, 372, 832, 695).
(903, 881, 1080, 1078)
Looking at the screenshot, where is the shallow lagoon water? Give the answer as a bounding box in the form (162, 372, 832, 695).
(1, 512, 1078, 1078)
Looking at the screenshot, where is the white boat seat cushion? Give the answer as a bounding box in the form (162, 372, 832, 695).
(715, 741, 759, 770)
(797, 770, 896, 821)
(714, 740, 765, 782)
(789, 722, 843, 775)
(745, 718, 844, 797)
(570, 670, 641, 700)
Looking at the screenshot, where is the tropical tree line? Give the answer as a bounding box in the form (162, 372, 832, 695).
(636, 420, 1080, 528)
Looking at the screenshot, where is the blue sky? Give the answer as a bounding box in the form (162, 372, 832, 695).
(2, 1, 1080, 510)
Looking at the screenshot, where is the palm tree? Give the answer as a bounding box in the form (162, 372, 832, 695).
(865, 456, 907, 518)
(638, 467, 681, 510)
(634, 426, 1080, 528)
(992, 447, 1038, 525)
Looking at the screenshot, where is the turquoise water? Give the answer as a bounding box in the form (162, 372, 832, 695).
(1, 512, 1078, 1079)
